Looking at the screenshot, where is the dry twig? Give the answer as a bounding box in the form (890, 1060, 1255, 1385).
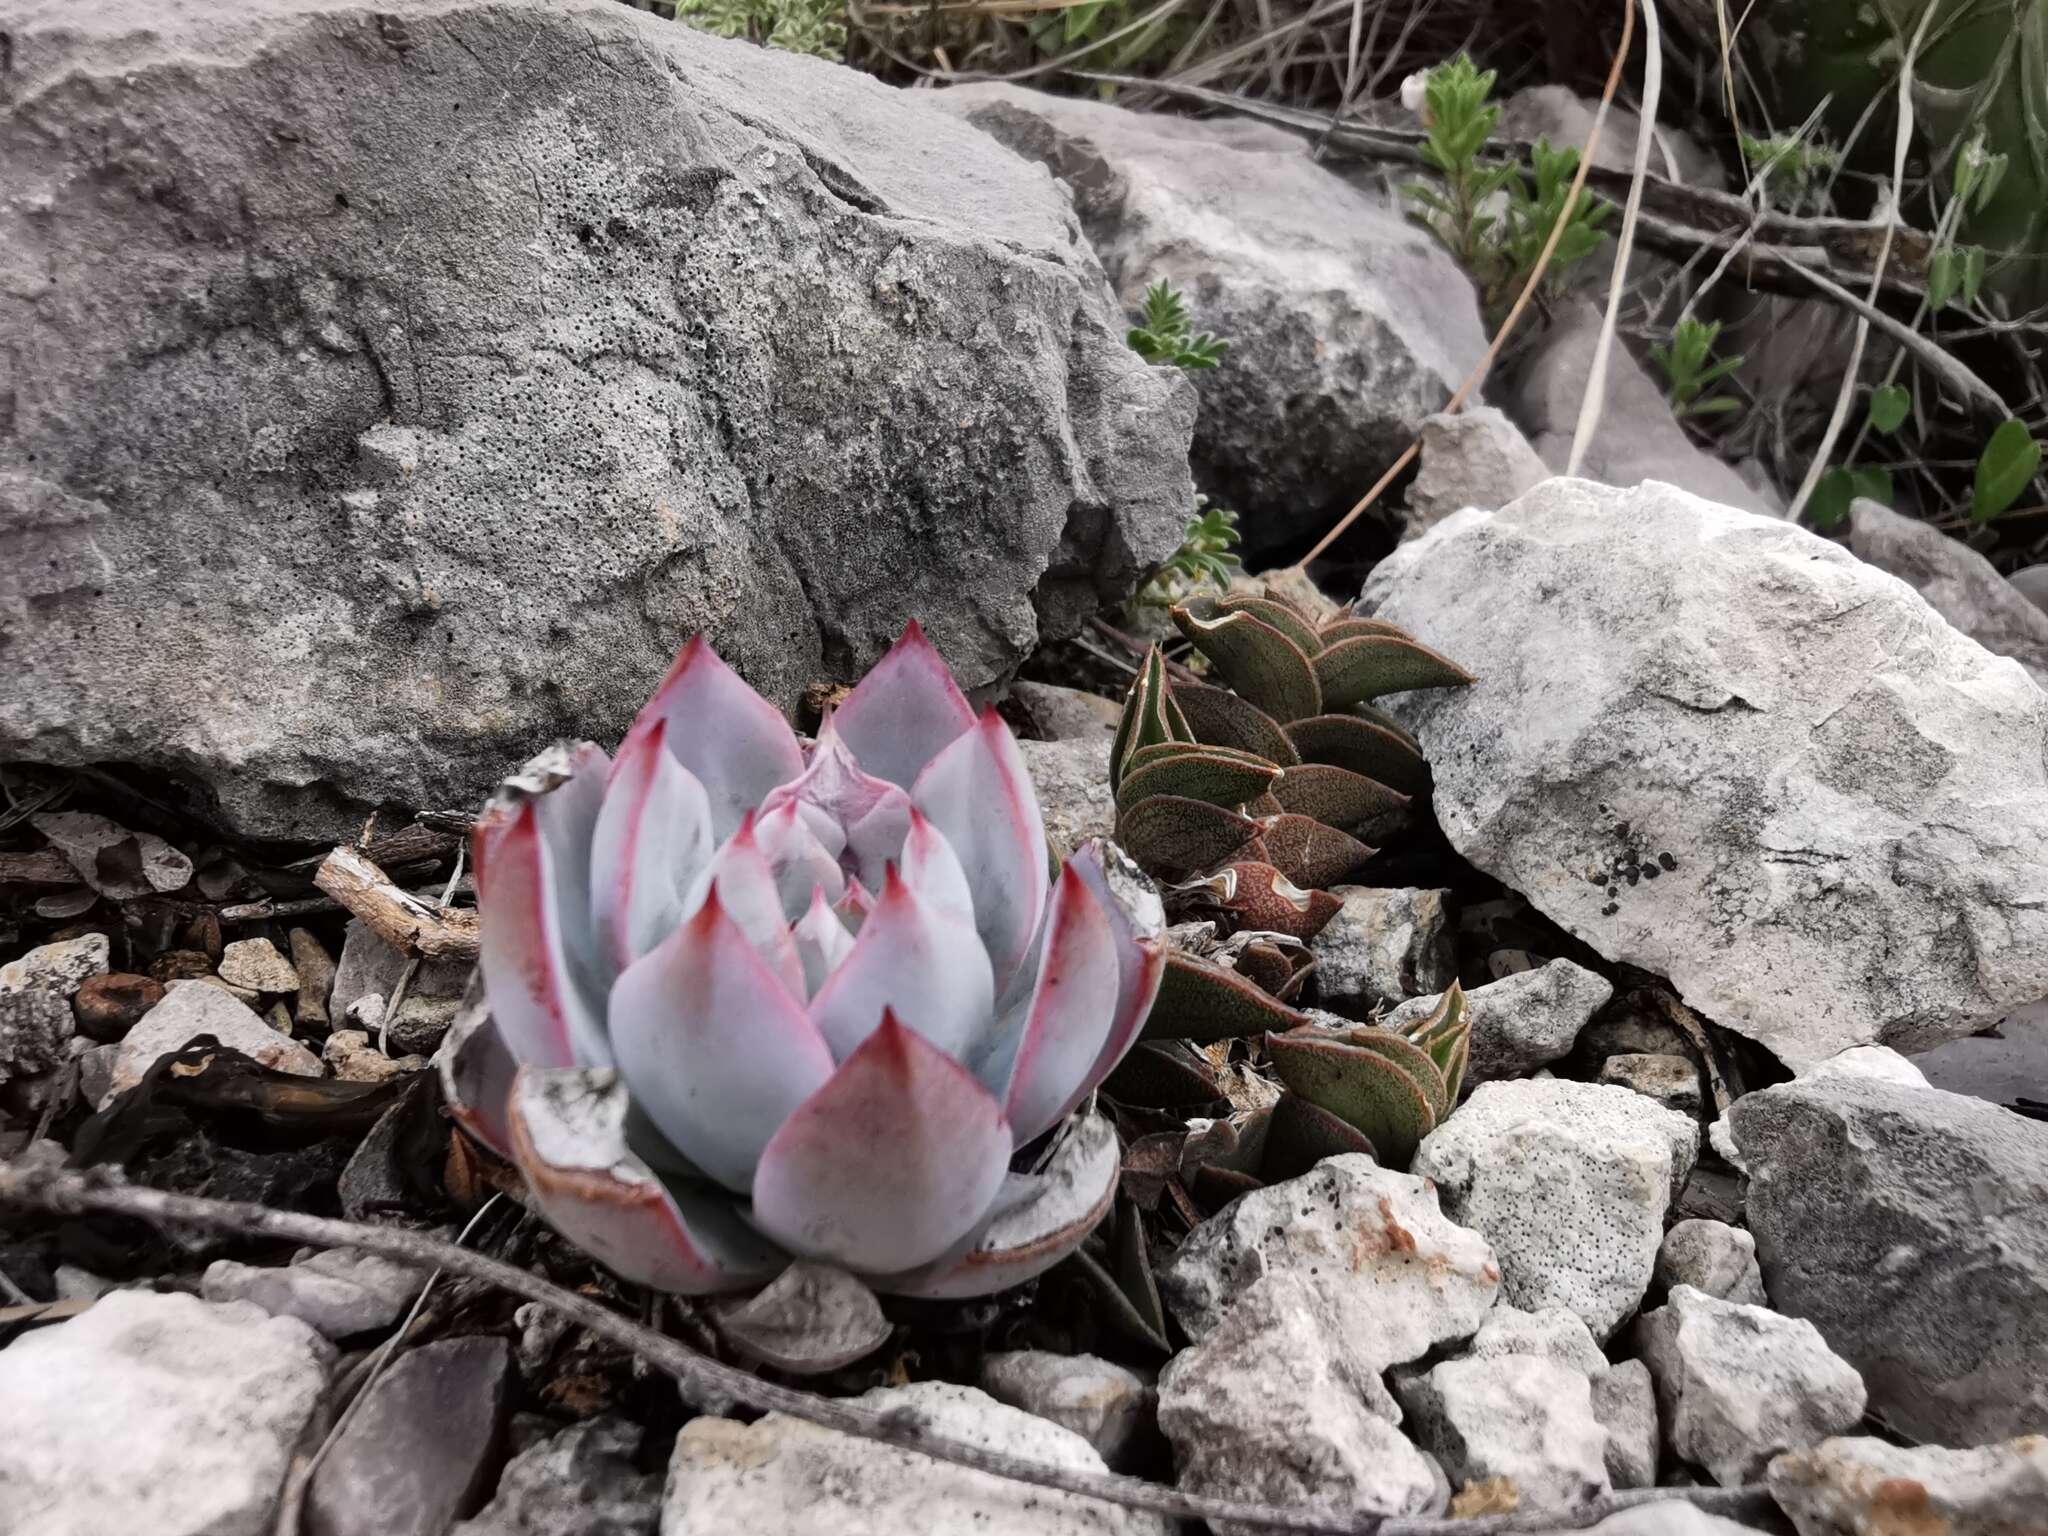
(312, 846, 479, 962)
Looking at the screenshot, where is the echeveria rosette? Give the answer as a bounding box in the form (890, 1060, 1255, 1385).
(443, 623, 1167, 1299)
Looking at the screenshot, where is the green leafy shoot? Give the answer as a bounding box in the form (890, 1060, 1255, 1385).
(1501, 137, 1612, 281)
(672, 0, 846, 59)
(1927, 244, 1987, 310)
(1807, 466, 1895, 531)
(1974, 420, 2042, 522)
(1865, 384, 1911, 435)
(1740, 132, 1839, 215)
(1954, 136, 2010, 217)
(1137, 500, 1242, 607)
(1129, 281, 1230, 370)
(1651, 316, 1745, 421)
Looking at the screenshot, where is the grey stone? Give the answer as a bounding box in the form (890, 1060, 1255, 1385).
(107, 982, 322, 1104)
(1157, 1271, 1446, 1535)
(1159, 1155, 1498, 1357)
(1849, 498, 2048, 687)
(217, 937, 300, 995)
(308, 1336, 513, 1536)
(1361, 477, 2048, 1066)
(1412, 1078, 1698, 1340)
(1796, 1043, 1928, 1089)
(0, 987, 72, 1086)
(1634, 1285, 1867, 1487)
(0, 0, 1192, 841)
(1008, 680, 1121, 744)
(663, 1381, 1168, 1535)
(1507, 305, 1780, 516)
(1393, 1353, 1610, 1510)
(1309, 886, 1455, 1011)
(201, 1248, 427, 1339)
(1598, 1052, 1704, 1116)
(322, 1028, 429, 1083)
(289, 928, 337, 1030)
(1916, 997, 2048, 1108)
(1464, 1304, 1609, 1377)
(1019, 737, 1115, 860)
(0, 1289, 332, 1536)
(1766, 1434, 2048, 1536)
(1727, 1074, 2048, 1445)
(1590, 1359, 1659, 1490)
(1383, 959, 1612, 1084)
(386, 992, 464, 1055)
(1654, 1220, 1767, 1308)
(453, 1417, 659, 1536)
(936, 84, 1486, 554)
(2013, 563, 2048, 611)
(0, 933, 109, 997)
(1405, 407, 1552, 535)
(1527, 1507, 1772, 1536)
(979, 1351, 1149, 1468)
(330, 921, 471, 1031)
(29, 811, 193, 899)
(1499, 85, 1725, 188)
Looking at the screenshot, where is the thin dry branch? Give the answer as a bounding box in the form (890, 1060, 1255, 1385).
(312, 845, 479, 961)
(0, 1158, 1777, 1536)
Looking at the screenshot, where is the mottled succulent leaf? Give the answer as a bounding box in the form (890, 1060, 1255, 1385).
(1172, 598, 1323, 721)
(1263, 1090, 1378, 1182)
(1265, 1028, 1439, 1169)
(1316, 616, 1414, 645)
(1101, 1039, 1224, 1108)
(1113, 795, 1260, 879)
(1284, 714, 1427, 795)
(1232, 938, 1309, 998)
(1323, 1025, 1451, 1122)
(1255, 813, 1375, 889)
(1120, 740, 1281, 779)
(1179, 861, 1342, 941)
(1313, 633, 1476, 709)
(1146, 948, 1309, 1042)
(1191, 1165, 1261, 1210)
(1271, 763, 1410, 829)
(1213, 593, 1324, 656)
(1172, 681, 1301, 765)
(1114, 750, 1282, 819)
(1401, 980, 1471, 1102)
(1112, 646, 1194, 789)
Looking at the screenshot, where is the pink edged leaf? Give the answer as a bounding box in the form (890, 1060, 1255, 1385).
(988, 865, 1123, 1144)
(753, 800, 847, 918)
(680, 813, 805, 999)
(435, 975, 519, 1160)
(608, 890, 835, 1193)
(759, 718, 913, 891)
(897, 806, 976, 929)
(1063, 838, 1168, 1089)
(620, 636, 804, 842)
(833, 877, 872, 934)
(506, 1065, 788, 1294)
(590, 719, 715, 973)
(474, 743, 613, 1071)
(911, 708, 1051, 998)
(750, 1010, 1014, 1273)
(792, 885, 856, 999)
(805, 865, 995, 1063)
(831, 620, 978, 789)
(881, 1109, 1118, 1299)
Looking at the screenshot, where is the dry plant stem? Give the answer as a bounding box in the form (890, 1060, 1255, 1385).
(1567, 0, 1661, 476)
(0, 850, 79, 886)
(1780, 258, 2006, 421)
(1088, 617, 1205, 686)
(312, 845, 480, 962)
(0, 1160, 1778, 1536)
(1292, 0, 1638, 570)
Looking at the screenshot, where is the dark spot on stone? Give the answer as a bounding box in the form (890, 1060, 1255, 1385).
(1659, 852, 1678, 871)
(1641, 863, 1660, 880)
(1600, 901, 1620, 916)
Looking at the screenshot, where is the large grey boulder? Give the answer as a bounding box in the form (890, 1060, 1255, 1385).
(935, 85, 1486, 553)
(1362, 477, 2048, 1067)
(1848, 498, 2048, 688)
(0, 0, 1192, 840)
(1726, 1074, 2048, 1445)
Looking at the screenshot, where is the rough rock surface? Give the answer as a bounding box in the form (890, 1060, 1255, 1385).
(452, 1417, 660, 1536)
(1598, 1052, 1704, 1116)
(1527, 1509, 1773, 1536)
(1464, 1304, 1609, 1377)
(1635, 1285, 1867, 1487)
(308, 1336, 513, 1536)
(1591, 1359, 1660, 1490)
(1766, 1434, 2048, 1536)
(1158, 1155, 1498, 1352)
(0, 987, 72, 1086)
(1796, 1043, 1929, 1089)
(1507, 305, 1778, 516)
(1020, 737, 1116, 858)
(935, 84, 1486, 553)
(1850, 497, 2048, 687)
(1157, 1271, 1447, 1534)
(1653, 1220, 1767, 1308)
(1404, 407, 1552, 535)
(663, 1382, 1167, 1535)
(978, 1351, 1149, 1467)
(1412, 1078, 1698, 1340)
(1382, 958, 1611, 1084)
(107, 981, 322, 1104)
(1362, 477, 2048, 1065)
(1727, 1074, 2048, 1444)
(216, 938, 300, 995)
(1393, 1353, 1611, 1509)
(202, 1248, 427, 1339)
(0, 1289, 332, 1536)
(1309, 886, 1456, 1011)
(0, 0, 1192, 840)
(0, 933, 109, 997)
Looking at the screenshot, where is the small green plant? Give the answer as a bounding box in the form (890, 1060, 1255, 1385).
(1137, 500, 1242, 607)
(1974, 419, 2042, 523)
(672, 0, 846, 60)
(1403, 55, 1612, 318)
(1652, 317, 1746, 421)
(1128, 281, 1229, 370)
(1739, 132, 1839, 215)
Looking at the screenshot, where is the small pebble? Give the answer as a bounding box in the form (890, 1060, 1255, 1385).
(71, 973, 166, 1042)
(218, 938, 300, 994)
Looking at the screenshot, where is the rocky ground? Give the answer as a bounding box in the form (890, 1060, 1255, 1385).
(3, 1, 2046, 1534)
